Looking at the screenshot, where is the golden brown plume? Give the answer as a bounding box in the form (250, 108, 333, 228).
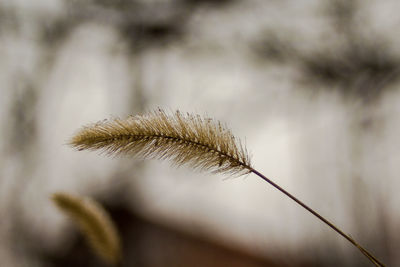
(70, 109, 252, 176)
(52, 193, 121, 266)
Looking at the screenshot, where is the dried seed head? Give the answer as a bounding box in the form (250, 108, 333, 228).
(70, 109, 252, 176)
(52, 193, 122, 265)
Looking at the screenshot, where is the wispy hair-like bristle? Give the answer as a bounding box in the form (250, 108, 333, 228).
(52, 193, 122, 266)
(70, 109, 252, 176)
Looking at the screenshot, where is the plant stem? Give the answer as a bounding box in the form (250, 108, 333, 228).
(249, 168, 385, 267)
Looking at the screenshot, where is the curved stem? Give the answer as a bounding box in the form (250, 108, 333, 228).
(249, 168, 385, 267)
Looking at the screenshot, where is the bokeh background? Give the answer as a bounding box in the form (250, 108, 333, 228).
(1, 0, 400, 266)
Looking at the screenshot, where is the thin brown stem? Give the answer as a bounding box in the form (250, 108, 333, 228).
(249, 168, 385, 267)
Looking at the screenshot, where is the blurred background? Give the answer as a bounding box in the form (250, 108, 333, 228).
(1, 0, 400, 266)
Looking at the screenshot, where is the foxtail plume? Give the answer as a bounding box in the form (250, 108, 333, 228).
(70, 109, 252, 176)
(52, 193, 121, 266)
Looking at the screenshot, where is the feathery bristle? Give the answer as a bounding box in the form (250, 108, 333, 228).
(52, 193, 122, 265)
(70, 109, 252, 176)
